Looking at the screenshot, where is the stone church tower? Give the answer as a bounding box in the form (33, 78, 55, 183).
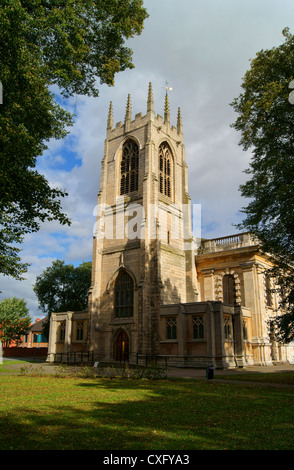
(88, 83, 198, 363)
(47, 83, 294, 368)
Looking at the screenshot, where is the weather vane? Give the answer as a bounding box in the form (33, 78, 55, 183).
(163, 81, 173, 95)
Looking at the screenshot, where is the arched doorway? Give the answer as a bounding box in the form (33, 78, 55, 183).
(115, 329, 129, 362)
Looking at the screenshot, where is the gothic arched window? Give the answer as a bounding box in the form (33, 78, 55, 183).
(115, 271, 134, 318)
(159, 142, 173, 198)
(120, 140, 139, 195)
(223, 274, 236, 305)
(76, 322, 84, 341)
(58, 322, 65, 341)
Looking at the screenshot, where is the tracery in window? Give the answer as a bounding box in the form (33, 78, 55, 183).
(159, 142, 172, 198)
(166, 317, 177, 339)
(58, 322, 65, 341)
(76, 322, 84, 341)
(224, 315, 233, 340)
(120, 140, 139, 195)
(115, 270, 134, 318)
(192, 315, 205, 339)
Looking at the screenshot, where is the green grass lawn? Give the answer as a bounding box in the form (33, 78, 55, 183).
(0, 358, 46, 374)
(218, 371, 294, 385)
(0, 373, 293, 450)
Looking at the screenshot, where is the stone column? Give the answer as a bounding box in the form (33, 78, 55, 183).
(47, 314, 58, 362)
(212, 302, 226, 368)
(256, 263, 272, 365)
(241, 262, 265, 365)
(205, 302, 216, 367)
(64, 312, 73, 354)
(177, 305, 186, 357)
(233, 305, 245, 367)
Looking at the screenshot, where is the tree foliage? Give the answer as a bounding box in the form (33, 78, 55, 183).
(0, 297, 31, 346)
(33, 259, 92, 339)
(0, 0, 148, 279)
(34, 260, 92, 314)
(231, 28, 294, 342)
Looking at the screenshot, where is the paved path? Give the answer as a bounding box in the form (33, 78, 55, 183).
(2, 357, 294, 383)
(166, 363, 294, 379)
(166, 363, 294, 387)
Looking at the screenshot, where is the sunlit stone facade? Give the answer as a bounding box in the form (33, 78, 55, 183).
(47, 85, 294, 368)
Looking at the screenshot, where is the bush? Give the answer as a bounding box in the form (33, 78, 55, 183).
(18, 361, 167, 380)
(78, 365, 96, 378)
(19, 364, 45, 376)
(54, 363, 70, 378)
(96, 363, 167, 380)
(143, 363, 167, 380)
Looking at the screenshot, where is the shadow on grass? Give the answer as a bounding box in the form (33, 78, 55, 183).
(217, 371, 294, 385)
(0, 377, 294, 451)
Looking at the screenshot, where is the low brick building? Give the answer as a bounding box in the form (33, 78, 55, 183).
(22, 318, 48, 348)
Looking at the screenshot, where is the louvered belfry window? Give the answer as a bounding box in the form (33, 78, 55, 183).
(120, 140, 139, 195)
(159, 142, 172, 198)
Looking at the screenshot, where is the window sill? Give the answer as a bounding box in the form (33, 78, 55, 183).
(110, 318, 135, 324)
(159, 194, 174, 205)
(119, 193, 142, 203)
(186, 339, 206, 343)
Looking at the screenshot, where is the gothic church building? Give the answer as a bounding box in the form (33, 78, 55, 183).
(47, 84, 294, 368)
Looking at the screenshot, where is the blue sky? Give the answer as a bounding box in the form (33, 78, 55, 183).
(1, 0, 294, 319)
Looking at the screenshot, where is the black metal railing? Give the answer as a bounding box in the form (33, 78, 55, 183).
(51, 352, 215, 368)
(136, 354, 169, 368)
(136, 354, 216, 368)
(53, 351, 94, 364)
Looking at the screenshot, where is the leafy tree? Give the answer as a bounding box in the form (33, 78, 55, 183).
(0, 1, 148, 279)
(230, 28, 294, 342)
(33, 260, 92, 338)
(0, 297, 32, 347)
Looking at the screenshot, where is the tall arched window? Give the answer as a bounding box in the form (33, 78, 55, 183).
(76, 322, 84, 341)
(58, 322, 65, 341)
(159, 142, 172, 198)
(120, 140, 139, 195)
(265, 275, 273, 307)
(115, 271, 134, 318)
(223, 274, 236, 305)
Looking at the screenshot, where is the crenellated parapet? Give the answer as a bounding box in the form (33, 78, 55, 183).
(106, 82, 184, 143)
